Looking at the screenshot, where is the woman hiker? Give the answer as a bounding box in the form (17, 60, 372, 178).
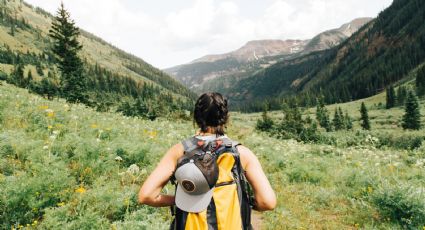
(138, 92, 276, 229)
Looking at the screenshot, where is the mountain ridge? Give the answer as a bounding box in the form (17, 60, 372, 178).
(165, 17, 372, 92)
(222, 0, 425, 111)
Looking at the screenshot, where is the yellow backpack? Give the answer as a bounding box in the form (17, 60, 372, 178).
(170, 136, 253, 230)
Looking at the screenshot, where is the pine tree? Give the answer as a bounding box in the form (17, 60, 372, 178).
(386, 85, 396, 109)
(316, 97, 332, 132)
(416, 66, 425, 96)
(402, 91, 421, 130)
(344, 111, 353, 130)
(360, 102, 371, 130)
(397, 86, 408, 106)
(9, 63, 25, 87)
(333, 107, 344, 131)
(49, 3, 87, 103)
(26, 69, 33, 87)
(256, 106, 274, 132)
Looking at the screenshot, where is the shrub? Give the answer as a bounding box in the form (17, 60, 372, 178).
(0, 72, 7, 81)
(256, 109, 274, 132)
(0, 161, 74, 228)
(370, 182, 425, 228)
(286, 163, 324, 184)
(376, 133, 424, 150)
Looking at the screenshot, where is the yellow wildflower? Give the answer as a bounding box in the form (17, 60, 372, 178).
(148, 130, 157, 139)
(90, 124, 98, 129)
(75, 187, 86, 194)
(39, 105, 49, 110)
(367, 186, 373, 193)
(47, 111, 55, 118)
(48, 125, 53, 129)
(57, 202, 65, 207)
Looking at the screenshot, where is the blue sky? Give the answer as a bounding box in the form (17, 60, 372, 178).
(25, 0, 393, 69)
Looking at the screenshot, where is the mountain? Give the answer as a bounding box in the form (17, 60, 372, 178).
(192, 39, 307, 63)
(304, 17, 372, 52)
(165, 18, 372, 92)
(0, 0, 195, 113)
(222, 0, 425, 111)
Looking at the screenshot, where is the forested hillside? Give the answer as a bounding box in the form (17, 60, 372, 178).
(222, 0, 425, 111)
(0, 0, 195, 116)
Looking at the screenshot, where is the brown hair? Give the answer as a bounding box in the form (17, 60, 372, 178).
(194, 92, 229, 136)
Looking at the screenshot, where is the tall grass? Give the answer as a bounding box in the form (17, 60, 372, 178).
(1, 82, 425, 229)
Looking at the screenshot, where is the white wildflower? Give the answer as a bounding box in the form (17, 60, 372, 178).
(127, 164, 140, 175)
(115, 156, 123, 162)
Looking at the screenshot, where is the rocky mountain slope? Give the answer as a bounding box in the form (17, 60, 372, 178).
(166, 18, 372, 92)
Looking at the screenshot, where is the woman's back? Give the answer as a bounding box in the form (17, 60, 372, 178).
(138, 93, 276, 230)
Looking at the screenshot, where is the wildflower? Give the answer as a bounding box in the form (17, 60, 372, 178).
(53, 130, 60, 135)
(115, 156, 123, 162)
(39, 105, 49, 110)
(47, 125, 53, 129)
(75, 187, 86, 194)
(91, 124, 98, 129)
(367, 186, 373, 193)
(127, 164, 140, 175)
(148, 131, 157, 139)
(45, 109, 55, 118)
(57, 202, 65, 207)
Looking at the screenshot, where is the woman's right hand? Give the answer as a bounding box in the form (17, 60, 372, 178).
(138, 143, 184, 207)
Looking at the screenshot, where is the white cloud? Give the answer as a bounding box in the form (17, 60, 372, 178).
(25, 0, 392, 68)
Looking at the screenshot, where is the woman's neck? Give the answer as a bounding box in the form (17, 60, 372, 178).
(197, 127, 223, 136)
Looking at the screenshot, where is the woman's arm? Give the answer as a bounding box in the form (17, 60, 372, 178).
(237, 145, 276, 211)
(138, 143, 184, 207)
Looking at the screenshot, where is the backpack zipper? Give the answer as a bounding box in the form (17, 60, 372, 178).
(215, 181, 235, 187)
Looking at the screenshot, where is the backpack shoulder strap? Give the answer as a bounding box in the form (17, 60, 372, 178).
(226, 140, 253, 230)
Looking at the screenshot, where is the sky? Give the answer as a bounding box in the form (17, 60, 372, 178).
(25, 0, 393, 69)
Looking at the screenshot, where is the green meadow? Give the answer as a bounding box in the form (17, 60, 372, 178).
(1, 82, 425, 229)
